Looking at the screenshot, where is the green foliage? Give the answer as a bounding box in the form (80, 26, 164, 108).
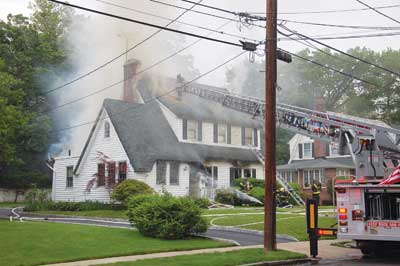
(249, 187, 264, 203)
(191, 197, 210, 209)
(24, 200, 124, 212)
(111, 179, 154, 205)
(127, 195, 208, 239)
(215, 189, 238, 205)
(287, 183, 305, 206)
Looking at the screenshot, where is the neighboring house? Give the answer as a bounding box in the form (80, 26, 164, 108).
(277, 134, 355, 204)
(52, 59, 264, 202)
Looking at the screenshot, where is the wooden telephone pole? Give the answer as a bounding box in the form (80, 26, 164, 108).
(264, 0, 277, 251)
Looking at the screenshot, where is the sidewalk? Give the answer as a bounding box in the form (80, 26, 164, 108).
(42, 240, 361, 266)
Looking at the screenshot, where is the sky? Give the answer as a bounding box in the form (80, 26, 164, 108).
(1, 0, 400, 155)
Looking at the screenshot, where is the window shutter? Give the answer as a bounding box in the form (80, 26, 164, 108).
(197, 121, 202, 141)
(108, 162, 116, 186)
(213, 123, 218, 143)
(298, 144, 303, 159)
(241, 127, 245, 146)
(312, 143, 315, 158)
(227, 124, 231, 144)
(182, 119, 187, 140)
(252, 169, 257, 178)
(253, 129, 258, 147)
(326, 143, 330, 157)
(213, 166, 218, 188)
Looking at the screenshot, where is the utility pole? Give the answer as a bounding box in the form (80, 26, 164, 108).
(264, 0, 277, 251)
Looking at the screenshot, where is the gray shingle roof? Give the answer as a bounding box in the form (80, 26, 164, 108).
(277, 156, 354, 171)
(102, 99, 259, 172)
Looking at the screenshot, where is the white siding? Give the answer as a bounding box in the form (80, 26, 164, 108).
(159, 101, 182, 140)
(53, 156, 79, 201)
(231, 126, 242, 146)
(288, 134, 314, 161)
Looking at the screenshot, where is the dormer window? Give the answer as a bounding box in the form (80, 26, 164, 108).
(244, 127, 253, 145)
(104, 121, 110, 138)
(218, 124, 227, 144)
(303, 143, 312, 158)
(187, 120, 198, 141)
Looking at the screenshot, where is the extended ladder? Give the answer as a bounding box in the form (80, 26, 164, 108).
(251, 148, 305, 206)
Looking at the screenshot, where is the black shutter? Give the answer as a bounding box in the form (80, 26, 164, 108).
(213, 166, 218, 179)
(298, 143, 303, 159)
(198, 121, 202, 141)
(326, 143, 330, 157)
(182, 119, 187, 140)
(312, 143, 315, 158)
(227, 124, 231, 144)
(241, 127, 245, 146)
(253, 128, 258, 147)
(213, 123, 218, 143)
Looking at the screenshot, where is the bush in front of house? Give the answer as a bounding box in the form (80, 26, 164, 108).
(127, 194, 208, 239)
(214, 188, 238, 205)
(190, 197, 210, 209)
(111, 179, 154, 205)
(250, 187, 264, 203)
(24, 200, 125, 212)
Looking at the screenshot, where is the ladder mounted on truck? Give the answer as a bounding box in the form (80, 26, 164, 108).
(178, 80, 400, 182)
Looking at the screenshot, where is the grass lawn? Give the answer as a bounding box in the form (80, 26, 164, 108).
(34, 209, 128, 219)
(0, 202, 25, 208)
(0, 221, 232, 266)
(100, 248, 307, 266)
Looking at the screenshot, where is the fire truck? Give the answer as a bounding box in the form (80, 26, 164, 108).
(177, 81, 400, 255)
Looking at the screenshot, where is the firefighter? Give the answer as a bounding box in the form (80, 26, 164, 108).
(311, 179, 321, 204)
(239, 179, 253, 194)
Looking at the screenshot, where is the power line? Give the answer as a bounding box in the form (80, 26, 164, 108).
(50, 50, 246, 134)
(48, 1, 244, 48)
(42, 20, 233, 114)
(44, 0, 202, 95)
(95, 0, 257, 42)
(149, 0, 266, 29)
(279, 24, 400, 77)
(355, 0, 400, 24)
(279, 30, 400, 41)
(281, 48, 380, 88)
(249, 4, 400, 15)
(280, 19, 400, 30)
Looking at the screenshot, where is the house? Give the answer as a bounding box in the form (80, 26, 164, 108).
(52, 59, 264, 202)
(277, 134, 355, 204)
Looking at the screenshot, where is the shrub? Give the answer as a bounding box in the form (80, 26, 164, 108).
(250, 187, 264, 203)
(233, 178, 265, 189)
(215, 189, 238, 205)
(127, 194, 208, 239)
(127, 194, 160, 210)
(191, 197, 210, 209)
(287, 182, 305, 206)
(24, 187, 50, 211)
(24, 200, 124, 212)
(111, 179, 154, 205)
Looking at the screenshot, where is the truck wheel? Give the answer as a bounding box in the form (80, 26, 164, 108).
(358, 241, 374, 256)
(360, 247, 374, 256)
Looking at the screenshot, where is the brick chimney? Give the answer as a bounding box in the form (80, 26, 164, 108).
(123, 59, 141, 102)
(313, 95, 329, 158)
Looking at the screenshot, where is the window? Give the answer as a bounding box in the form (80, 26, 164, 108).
(244, 169, 252, 178)
(336, 168, 350, 178)
(118, 162, 127, 182)
(303, 169, 323, 188)
(66, 166, 73, 188)
(104, 121, 110, 138)
(156, 161, 167, 185)
(244, 127, 253, 145)
(98, 163, 105, 186)
(187, 120, 198, 141)
(108, 162, 116, 186)
(229, 167, 242, 185)
(252, 169, 257, 179)
(330, 143, 340, 156)
(280, 171, 297, 183)
(170, 162, 180, 185)
(218, 124, 227, 144)
(205, 166, 218, 188)
(303, 143, 312, 158)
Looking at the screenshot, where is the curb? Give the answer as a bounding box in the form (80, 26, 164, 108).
(209, 226, 299, 242)
(240, 258, 315, 266)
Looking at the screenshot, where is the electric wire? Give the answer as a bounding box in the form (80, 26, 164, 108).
(279, 19, 400, 30)
(249, 4, 400, 15)
(48, 1, 243, 48)
(279, 31, 400, 41)
(49, 51, 246, 134)
(44, 0, 202, 94)
(95, 0, 258, 42)
(41, 20, 233, 114)
(279, 24, 400, 77)
(355, 0, 400, 24)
